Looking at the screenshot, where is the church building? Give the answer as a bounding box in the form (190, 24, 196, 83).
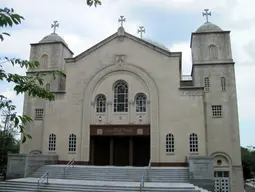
(20, 10, 243, 192)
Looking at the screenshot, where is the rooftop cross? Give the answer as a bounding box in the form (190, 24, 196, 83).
(202, 9, 211, 23)
(118, 16, 126, 27)
(51, 21, 59, 33)
(137, 26, 145, 38)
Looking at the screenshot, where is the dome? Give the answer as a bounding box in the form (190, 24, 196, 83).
(196, 22, 222, 33)
(143, 38, 169, 51)
(39, 33, 68, 46)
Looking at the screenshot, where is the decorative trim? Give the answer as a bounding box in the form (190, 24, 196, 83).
(151, 162, 188, 167)
(58, 160, 89, 165)
(179, 90, 204, 96)
(115, 55, 126, 64)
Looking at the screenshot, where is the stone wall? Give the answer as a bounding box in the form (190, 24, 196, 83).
(188, 156, 214, 191)
(6, 154, 58, 179)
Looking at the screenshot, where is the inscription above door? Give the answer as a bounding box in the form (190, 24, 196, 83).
(90, 125, 150, 136)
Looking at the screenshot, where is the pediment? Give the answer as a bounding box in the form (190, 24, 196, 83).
(65, 31, 180, 63)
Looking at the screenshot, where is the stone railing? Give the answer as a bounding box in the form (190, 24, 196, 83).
(245, 179, 255, 192)
(6, 154, 58, 179)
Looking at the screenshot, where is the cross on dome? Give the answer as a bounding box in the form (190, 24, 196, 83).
(51, 21, 59, 34)
(202, 9, 211, 23)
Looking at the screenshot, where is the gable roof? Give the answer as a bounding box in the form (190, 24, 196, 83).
(65, 31, 181, 63)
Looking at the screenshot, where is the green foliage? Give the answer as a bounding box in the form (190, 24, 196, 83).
(87, 0, 102, 7)
(241, 146, 255, 180)
(0, 7, 64, 143)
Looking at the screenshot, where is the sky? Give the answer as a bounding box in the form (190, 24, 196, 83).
(0, 0, 254, 147)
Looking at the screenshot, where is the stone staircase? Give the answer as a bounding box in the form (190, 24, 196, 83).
(0, 165, 211, 192)
(29, 165, 190, 183)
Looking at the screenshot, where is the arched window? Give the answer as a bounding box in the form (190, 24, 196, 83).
(204, 77, 210, 92)
(166, 133, 174, 153)
(40, 54, 48, 68)
(135, 93, 147, 112)
(189, 133, 198, 152)
(49, 134, 56, 151)
(96, 94, 106, 113)
(221, 77, 226, 91)
(114, 80, 128, 112)
(69, 134, 76, 152)
(209, 45, 218, 60)
(46, 83, 50, 91)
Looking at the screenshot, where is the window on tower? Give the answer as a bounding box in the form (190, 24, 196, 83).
(135, 93, 147, 112)
(166, 133, 175, 153)
(113, 80, 128, 112)
(212, 105, 222, 117)
(204, 77, 210, 92)
(35, 109, 44, 120)
(48, 134, 56, 151)
(209, 45, 218, 60)
(221, 77, 226, 91)
(189, 133, 198, 153)
(40, 54, 48, 68)
(96, 94, 106, 113)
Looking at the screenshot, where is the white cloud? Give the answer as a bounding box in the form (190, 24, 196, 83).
(169, 42, 192, 75)
(1, 90, 17, 100)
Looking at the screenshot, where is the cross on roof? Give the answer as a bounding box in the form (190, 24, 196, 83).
(118, 16, 126, 27)
(137, 26, 145, 38)
(202, 9, 211, 23)
(51, 21, 59, 33)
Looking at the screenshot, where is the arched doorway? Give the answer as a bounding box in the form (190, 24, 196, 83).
(213, 154, 231, 192)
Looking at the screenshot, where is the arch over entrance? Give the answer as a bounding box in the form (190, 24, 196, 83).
(211, 152, 232, 192)
(80, 63, 160, 163)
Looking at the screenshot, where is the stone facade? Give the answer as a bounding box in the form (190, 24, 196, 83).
(19, 21, 243, 191)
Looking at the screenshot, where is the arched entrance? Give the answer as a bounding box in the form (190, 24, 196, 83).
(212, 153, 231, 192)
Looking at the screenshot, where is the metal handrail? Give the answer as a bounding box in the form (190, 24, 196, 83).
(147, 159, 151, 179)
(140, 173, 145, 192)
(140, 159, 151, 191)
(37, 171, 49, 190)
(64, 158, 74, 178)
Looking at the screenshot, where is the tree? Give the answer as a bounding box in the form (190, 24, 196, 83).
(241, 146, 255, 180)
(0, 0, 101, 143)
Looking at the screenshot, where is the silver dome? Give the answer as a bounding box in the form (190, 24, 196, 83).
(196, 22, 222, 33)
(39, 33, 68, 46)
(144, 38, 169, 51)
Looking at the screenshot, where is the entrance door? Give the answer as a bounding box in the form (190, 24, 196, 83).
(113, 137, 129, 166)
(93, 136, 110, 165)
(214, 171, 230, 192)
(133, 136, 150, 166)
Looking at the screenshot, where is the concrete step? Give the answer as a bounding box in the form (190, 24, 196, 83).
(0, 179, 203, 192)
(29, 165, 190, 183)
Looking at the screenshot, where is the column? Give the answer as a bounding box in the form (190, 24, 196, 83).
(107, 101, 112, 124)
(129, 136, 133, 166)
(90, 139, 94, 165)
(110, 138, 114, 165)
(129, 100, 134, 123)
(91, 101, 95, 124)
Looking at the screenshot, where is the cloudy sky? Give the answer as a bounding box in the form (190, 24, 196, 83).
(0, 0, 254, 147)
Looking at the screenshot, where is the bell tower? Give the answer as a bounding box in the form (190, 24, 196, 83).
(191, 9, 244, 192)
